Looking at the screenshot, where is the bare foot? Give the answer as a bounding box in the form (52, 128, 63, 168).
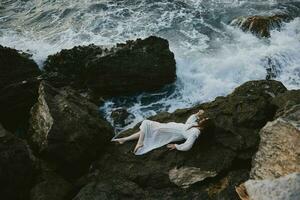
(133, 143, 144, 153)
(112, 138, 126, 144)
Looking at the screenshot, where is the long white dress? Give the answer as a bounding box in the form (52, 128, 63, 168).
(135, 114, 201, 155)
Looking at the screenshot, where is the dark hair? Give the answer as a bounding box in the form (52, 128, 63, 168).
(197, 117, 212, 130)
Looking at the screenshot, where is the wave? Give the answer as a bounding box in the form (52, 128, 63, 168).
(1, 0, 300, 132)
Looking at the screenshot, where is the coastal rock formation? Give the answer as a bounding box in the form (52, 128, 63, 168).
(29, 81, 114, 179)
(74, 80, 287, 199)
(0, 45, 41, 132)
(43, 36, 176, 99)
(230, 14, 291, 37)
(0, 45, 40, 90)
(236, 91, 300, 199)
(111, 108, 134, 128)
(0, 124, 35, 200)
(237, 173, 300, 200)
(250, 107, 300, 180)
(30, 167, 73, 200)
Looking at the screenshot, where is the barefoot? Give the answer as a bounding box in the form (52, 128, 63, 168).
(112, 138, 126, 144)
(133, 143, 144, 154)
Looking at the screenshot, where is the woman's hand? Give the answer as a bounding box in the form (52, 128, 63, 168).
(167, 144, 176, 150)
(196, 109, 205, 118)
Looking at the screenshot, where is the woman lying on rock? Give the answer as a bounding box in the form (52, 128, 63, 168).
(112, 109, 211, 155)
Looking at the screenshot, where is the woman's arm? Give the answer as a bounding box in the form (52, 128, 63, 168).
(185, 114, 198, 124)
(174, 134, 198, 151)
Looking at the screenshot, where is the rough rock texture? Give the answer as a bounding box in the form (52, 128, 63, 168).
(74, 80, 287, 199)
(169, 166, 217, 188)
(30, 168, 73, 200)
(240, 173, 300, 200)
(43, 36, 176, 98)
(230, 14, 291, 37)
(0, 45, 40, 90)
(0, 124, 35, 200)
(236, 90, 300, 200)
(29, 81, 114, 179)
(0, 45, 41, 132)
(250, 105, 300, 180)
(111, 108, 134, 128)
(271, 89, 300, 118)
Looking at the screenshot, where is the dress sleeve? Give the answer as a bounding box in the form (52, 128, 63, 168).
(185, 113, 198, 124)
(175, 133, 199, 151)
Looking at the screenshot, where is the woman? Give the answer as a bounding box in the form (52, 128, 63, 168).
(112, 109, 210, 155)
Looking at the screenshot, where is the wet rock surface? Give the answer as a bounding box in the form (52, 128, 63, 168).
(0, 124, 35, 200)
(74, 80, 287, 199)
(43, 36, 176, 98)
(111, 108, 134, 128)
(231, 14, 291, 37)
(0, 45, 41, 132)
(29, 81, 114, 179)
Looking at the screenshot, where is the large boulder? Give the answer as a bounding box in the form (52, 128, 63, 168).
(30, 165, 73, 200)
(236, 91, 300, 199)
(74, 80, 287, 199)
(43, 36, 176, 100)
(237, 173, 300, 200)
(0, 124, 35, 200)
(0, 45, 41, 132)
(0, 45, 40, 90)
(250, 104, 300, 180)
(230, 14, 291, 37)
(28, 81, 114, 179)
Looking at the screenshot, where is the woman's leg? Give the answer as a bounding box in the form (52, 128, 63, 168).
(134, 130, 145, 153)
(112, 131, 141, 144)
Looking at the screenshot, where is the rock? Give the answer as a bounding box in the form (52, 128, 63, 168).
(43, 36, 176, 99)
(0, 45, 41, 132)
(207, 170, 249, 200)
(73, 177, 144, 200)
(0, 124, 35, 200)
(74, 80, 286, 199)
(250, 105, 300, 180)
(111, 108, 134, 128)
(237, 173, 300, 200)
(30, 169, 73, 200)
(0, 45, 40, 90)
(271, 89, 300, 118)
(28, 81, 114, 179)
(230, 14, 291, 37)
(0, 78, 41, 133)
(169, 166, 217, 188)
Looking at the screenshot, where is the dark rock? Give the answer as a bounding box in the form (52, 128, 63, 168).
(43, 36, 176, 98)
(0, 78, 41, 133)
(230, 14, 291, 37)
(0, 45, 40, 90)
(30, 168, 73, 200)
(74, 80, 286, 199)
(271, 89, 300, 118)
(111, 108, 134, 127)
(0, 45, 41, 132)
(28, 81, 114, 179)
(0, 124, 35, 200)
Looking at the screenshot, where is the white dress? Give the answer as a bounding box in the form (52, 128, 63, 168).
(135, 114, 201, 155)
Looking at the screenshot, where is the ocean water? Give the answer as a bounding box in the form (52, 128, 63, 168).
(1, 0, 300, 132)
